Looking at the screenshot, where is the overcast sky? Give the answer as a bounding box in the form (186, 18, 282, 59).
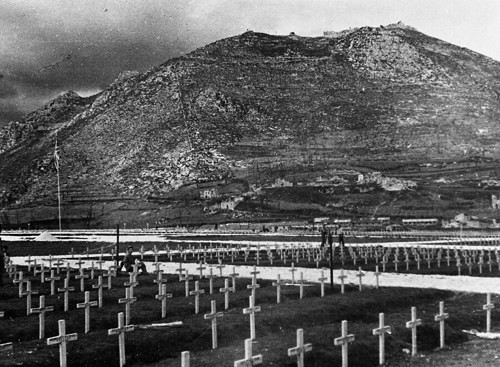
(1, 0, 499, 127)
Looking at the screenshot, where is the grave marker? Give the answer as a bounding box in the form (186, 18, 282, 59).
(118, 287, 137, 325)
(234, 339, 262, 367)
(372, 312, 391, 365)
(434, 301, 449, 349)
(405, 307, 422, 356)
(76, 291, 97, 334)
(243, 295, 261, 340)
(219, 279, 231, 310)
(204, 300, 224, 349)
(189, 281, 205, 314)
(58, 278, 75, 312)
(272, 274, 286, 304)
(156, 284, 172, 318)
(483, 293, 495, 333)
(334, 320, 355, 367)
(47, 319, 78, 367)
(108, 312, 134, 367)
(287, 328, 312, 367)
(31, 295, 54, 339)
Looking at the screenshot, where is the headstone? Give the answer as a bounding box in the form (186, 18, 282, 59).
(243, 295, 261, 340)
(108, 312, 134, 367)
(405, 306, 422, 356)
(434, 301, 449, 349)
(76, 291, 97, 334)
(234, 338, 262, 367)
(288, 328, 312, 367)
(372, 312, 391, 365)
(334, 320, 355, 367)
(47, 319, 78, 367)
(204, 300, 224, 349)
(31, 295, 54, 339)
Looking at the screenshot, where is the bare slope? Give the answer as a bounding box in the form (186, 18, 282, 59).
(1, 23, 499, 227)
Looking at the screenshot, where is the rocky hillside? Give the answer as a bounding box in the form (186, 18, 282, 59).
(1, 23, 500, 228)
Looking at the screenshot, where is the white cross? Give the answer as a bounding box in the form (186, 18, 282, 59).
(47, 319, 78, 367)
(405, 306, 422, 356)
(273, 273, 288, 303)
(204, 300, 224, 349)
(289, 263, 297, 284)
(189, 281, 205, 314)
(124, 272, 139, 298)
(337, 269, 347, 294)
(205, 268, 216, 295)
(77, 291, 97, 334)
(372, 312, 391, 365)
(334, 320, 355, 367)
(297, 272, 305, 299)
(219, 278, 231, 310)
(21, 280, 38, 316)
(108, 312, 135, 367)
(45, 270, 61, 296)
(356, 267, 365, 292)
(13, 271, 25, 298)
(155, 283, 172, 318)
(92, 275, 108, 308)
(196, 262, 206, 279)
(184, 270, 194, 297)
(58, 278, 75, 312)
(216, 260, 226, 277)
(154, 270, 168, 295)
(74, 268, 89, 292)
(31, 295, 54, 339)
(287, 328, 312, 367)
(483, 293, 495, 333)
(243, 295, 261, 340)
(118, 287, 137, 325)
(318, 270, 327, 297)
(434, 301, 449, 349)
(247, 275, 260, 302)
(229, 267, 239, 292)
(181, 351, 190, 367)
(234, 338, 262, 367)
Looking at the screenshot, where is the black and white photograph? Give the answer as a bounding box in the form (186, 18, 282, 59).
(1, 0, 500, 365)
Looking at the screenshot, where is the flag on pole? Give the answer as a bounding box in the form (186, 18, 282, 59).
(54, 140, 60, 172)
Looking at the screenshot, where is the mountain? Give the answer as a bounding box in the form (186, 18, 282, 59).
(1, 22, 500, 229)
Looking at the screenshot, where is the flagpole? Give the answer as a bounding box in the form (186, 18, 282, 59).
(54, 138, 62, 232)
(57, 164, 62, 232)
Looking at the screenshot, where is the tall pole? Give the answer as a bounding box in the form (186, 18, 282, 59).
(115, 224, 120, 267)
(54, 138, 62, 232)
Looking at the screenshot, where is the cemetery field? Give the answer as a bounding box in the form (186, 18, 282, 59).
(2, 236, 500, 366)
(1, 266, 499, 367)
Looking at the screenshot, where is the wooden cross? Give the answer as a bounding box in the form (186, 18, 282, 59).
(243, 295, 261, 340)
(338, 269, 347, 294)
(234, 338, 262, 367)
(356, 267, 365, 292)
(297, 272, 305, 299)
(118, 287, 137, 325)
(289, 263, 297, 284)
(272, 274, 286, 304)
(95, 256, 106, 272)
(372, 312, 391, 365)
(74, 268, 89, 292)
(58, 278, 75, 312)
(39, 264, 46, 283)
(196, 262, 206, 279)
(216, 260, 226, 277)
(108, 312, 135, 367)
(219, 278, 231, 310)
(154, 270, 168, 294)
(250, 265, 260, 280)
(154, 283, 171, 319)
(105, 265, 116, 289)
(181, 351, 190, 367)
(124, 272, 139, 298)
(25, 256, 35, 272)
(176, 262, 185, 281)
(92, 275, 107, 308)
(31, 295, 54, 339)
(189, 281, 205, 314)
(288, 328, 312, 367)
(434, 301, 449, 349)
(374, 265, 381, 289)
(46, 270, 61, 296)
(405, 307, 422, 356)
(206, 268, 216, 295)
(229, 267, 239, 292)
(318, 270, 327, 297)
(21, 280, 39, 316)
(483, 293, 495, 333)
(334, 320, 355, 367)
(204, 300, 224, 349)
(13, 271, 25, 298)
(76, 291, 97, 334)
(247, 275, 260, 302)
(47, 319, 78, 367)
(183, 270, 194, 297)
(74, 258, 85, 271)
